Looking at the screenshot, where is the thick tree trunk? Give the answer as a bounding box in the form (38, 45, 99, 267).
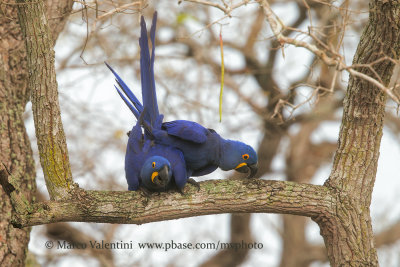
(314, 1, 400, 266)
(16, 0, 74, 200)
(0, 3, 36, 266)
(0, 1, 73, 266)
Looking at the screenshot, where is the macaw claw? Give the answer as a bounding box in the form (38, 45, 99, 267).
(187, 178, 200, 191)
(140, 186, 153, 197)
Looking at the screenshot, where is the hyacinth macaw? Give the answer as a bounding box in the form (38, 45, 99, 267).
(106, 13, 195, 193)
(125, 113, 190, 193)
(108, 11, 258, 181)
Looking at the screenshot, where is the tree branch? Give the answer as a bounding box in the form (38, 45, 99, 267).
(45, 0, 74, 43)
(260, 0, 338, 66)
(0, 164, 15, 196)
(11, 179, 334, 228)
(375, 220, 400, 248)
(45, 222, 115, 267)
(286, 219, 400, 265)
(16, 0, 74, 200)
(260, 0, 400, 105)
(314, 0, 400, 265)
(182, 0, 251, 17)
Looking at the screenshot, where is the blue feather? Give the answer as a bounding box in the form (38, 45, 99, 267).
(105, 61, 144, 115)
(162, 120, 208, 143)
(107, 11, 258, 189)
(107, 13, 192, 192)
(125, 121, 188, 192)
(114, 85, 140, 118)
(140, 13, 159, 128)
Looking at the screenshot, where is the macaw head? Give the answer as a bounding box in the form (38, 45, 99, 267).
(140, 156, 172, 190)
(220, 140, 258, 178)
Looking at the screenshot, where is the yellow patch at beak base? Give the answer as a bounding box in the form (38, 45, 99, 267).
(235, 162, 247, 169)
(151, 172, 159, 183)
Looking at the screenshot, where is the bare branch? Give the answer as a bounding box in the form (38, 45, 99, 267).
(11, 179, 334, 227)
(259, 0, 400, 106)
(347, 68, 400, 104)
(46, 222, 115, 267)
(375, 220, 400, 247)
(91, 1, 142, 32)
(182, 0, 251, 17)
(260, 0, 338, 66)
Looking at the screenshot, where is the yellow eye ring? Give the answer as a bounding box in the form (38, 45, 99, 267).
(152, 162, 156, 168)
(242, 154, 249, 160)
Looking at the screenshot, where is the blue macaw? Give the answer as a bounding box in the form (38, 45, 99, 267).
(106, 13, 195, 193)
(108, 11, 258, 181)
(124, 113, 190, 193)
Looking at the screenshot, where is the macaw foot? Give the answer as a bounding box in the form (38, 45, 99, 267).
(177, 187, 185, 195)
(176, 179, 200, 195)
(187, 178, 200, 192)
(140, 187, 153, 197)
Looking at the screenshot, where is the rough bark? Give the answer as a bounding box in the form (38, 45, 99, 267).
(314, 1, 400, 266)
(0, 3, 36, 266)
(8, 179, 333, 227)
(0, 0, 73, 266)
(16, 0, 74, 200)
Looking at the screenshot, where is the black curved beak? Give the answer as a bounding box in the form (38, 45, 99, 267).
(234, 163, 258, 178)
(153, 165, 170, 186)
(248, 164, 258, 178)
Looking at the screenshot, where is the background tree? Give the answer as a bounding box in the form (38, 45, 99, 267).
(1, 0, 400, 266)
(0, 0, 73, 265)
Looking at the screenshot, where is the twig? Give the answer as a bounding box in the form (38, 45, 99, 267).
(91, 1, 142, 30)
(259, 0, 400, 105)
(260, 0, 338, 66)
(182, 0, 252, 17)
(348, 68, 400, 103)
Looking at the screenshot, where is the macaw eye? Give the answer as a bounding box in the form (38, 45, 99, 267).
(242, 154, 249, 160)
(152, 162, 156, 168)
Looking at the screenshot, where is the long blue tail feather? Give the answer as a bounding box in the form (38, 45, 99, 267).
(140, 13, 160, 128)
(115, 85, 140, 119)
(149, 12, 158, 118)
(105, 61, 144, 116)
(106, 11, 160, 132)
(115, 80, 143, 114)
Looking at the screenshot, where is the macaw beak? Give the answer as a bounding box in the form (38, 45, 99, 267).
(235, 163, 258, 178)
(151, 165, 170, 186)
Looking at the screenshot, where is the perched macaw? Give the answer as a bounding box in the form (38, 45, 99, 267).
(106, 13, 195, 193)
(108, 11, 258, 181)
(125, 112, 187, 192)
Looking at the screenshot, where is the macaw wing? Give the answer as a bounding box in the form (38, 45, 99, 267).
(125, 141, 141, 191)
(170, 149, 188, 189)
(140, 12, 160, 127)
(162, 120, 207, 144)
(126, 166, 140, 191)
(126, 123, 144, 154)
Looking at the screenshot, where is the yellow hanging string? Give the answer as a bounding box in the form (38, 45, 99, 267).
(219, 32, 224, 122)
